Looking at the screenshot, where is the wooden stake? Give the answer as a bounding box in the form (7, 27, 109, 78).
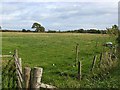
(98, 53, 103, 68)
(78, 61, 82, 80)
(32, 67, 43, 89)
(91, 55, 97, 72)
(75, 44, 79, 66)
(14, 49, 18, 59)
(14, 49, 22, 89)
(18, 58, 22, 74)
(24, 67, 31, 90)
(108, 52, 112, 67)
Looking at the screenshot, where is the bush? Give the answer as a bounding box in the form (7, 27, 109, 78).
(22, 29, 26, 32)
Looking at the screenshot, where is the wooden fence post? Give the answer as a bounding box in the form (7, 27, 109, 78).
(108, 52, 112, 68)
(75, 44, 79, 66)
(24, 67, 31, 90)
(78, 61, 82, 80)
(98, 53, 103, 68)
(14, 49, 22, 89)
(18, 58, 22, 74)
(14, 49, 18, 59)
(32, 67, 43, 89)
(90, 55, 97, 72)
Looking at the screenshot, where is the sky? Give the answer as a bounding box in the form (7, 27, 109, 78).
(0, 0, 119, 31)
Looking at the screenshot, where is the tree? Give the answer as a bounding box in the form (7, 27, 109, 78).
(22, 29, 26, 32)
(39, 26, 45, 32)
(116, 28, 120, 61)
(106, 25, 119, 36)
(31, 22, 45, 32)
(27, 30, 31, 32)
(0, 26, 1, 30)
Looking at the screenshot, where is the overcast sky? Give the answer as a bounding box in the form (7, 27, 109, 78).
(0, 1, 119, 31)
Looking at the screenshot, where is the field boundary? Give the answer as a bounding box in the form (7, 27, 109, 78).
(2, 49, 56, 89)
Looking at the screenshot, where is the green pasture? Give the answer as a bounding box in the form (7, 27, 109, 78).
(2, 32, 119, 88)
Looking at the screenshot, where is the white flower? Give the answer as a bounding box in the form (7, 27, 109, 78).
(9, 51, 11, 54)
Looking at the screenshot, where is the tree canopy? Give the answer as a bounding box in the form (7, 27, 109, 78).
(0, 26, 1, 30)
(31, 22, 45, 32)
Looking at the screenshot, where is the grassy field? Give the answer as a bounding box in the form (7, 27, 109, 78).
(2, 32, 119, 88)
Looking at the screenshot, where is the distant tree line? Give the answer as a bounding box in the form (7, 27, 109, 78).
(0, 28, 107, 34)
(46, 29, 107, 34)
(0, 30, 21, 32)
(0, 24, 118, 35)
(63, 29, 106, 34)
(22, 29, 33, 32)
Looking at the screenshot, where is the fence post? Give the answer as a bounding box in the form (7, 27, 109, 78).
(32, 67, 43, 89)
(108, 52, 112, 68)
(24, 67, 31, 90)
(14, 49, 22, 89)
(75, 44, 79, 66)
(78, 61, 82, 80)
(18, 58, 22, 75)
(14, 49, 18, 59)
(90, 55, 97, 72)
(98, 53, 103, 68)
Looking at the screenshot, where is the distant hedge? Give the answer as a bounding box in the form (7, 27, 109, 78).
(0, 29, 107, 34)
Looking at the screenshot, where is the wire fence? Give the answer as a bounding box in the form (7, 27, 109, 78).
(2, 56, 17, 89)
(2, 49, 56, 89)
(1, 44, 118, 89)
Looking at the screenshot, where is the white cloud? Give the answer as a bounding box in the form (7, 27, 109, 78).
(1, 2, 118, 30)
(1, 0, 119, 2)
